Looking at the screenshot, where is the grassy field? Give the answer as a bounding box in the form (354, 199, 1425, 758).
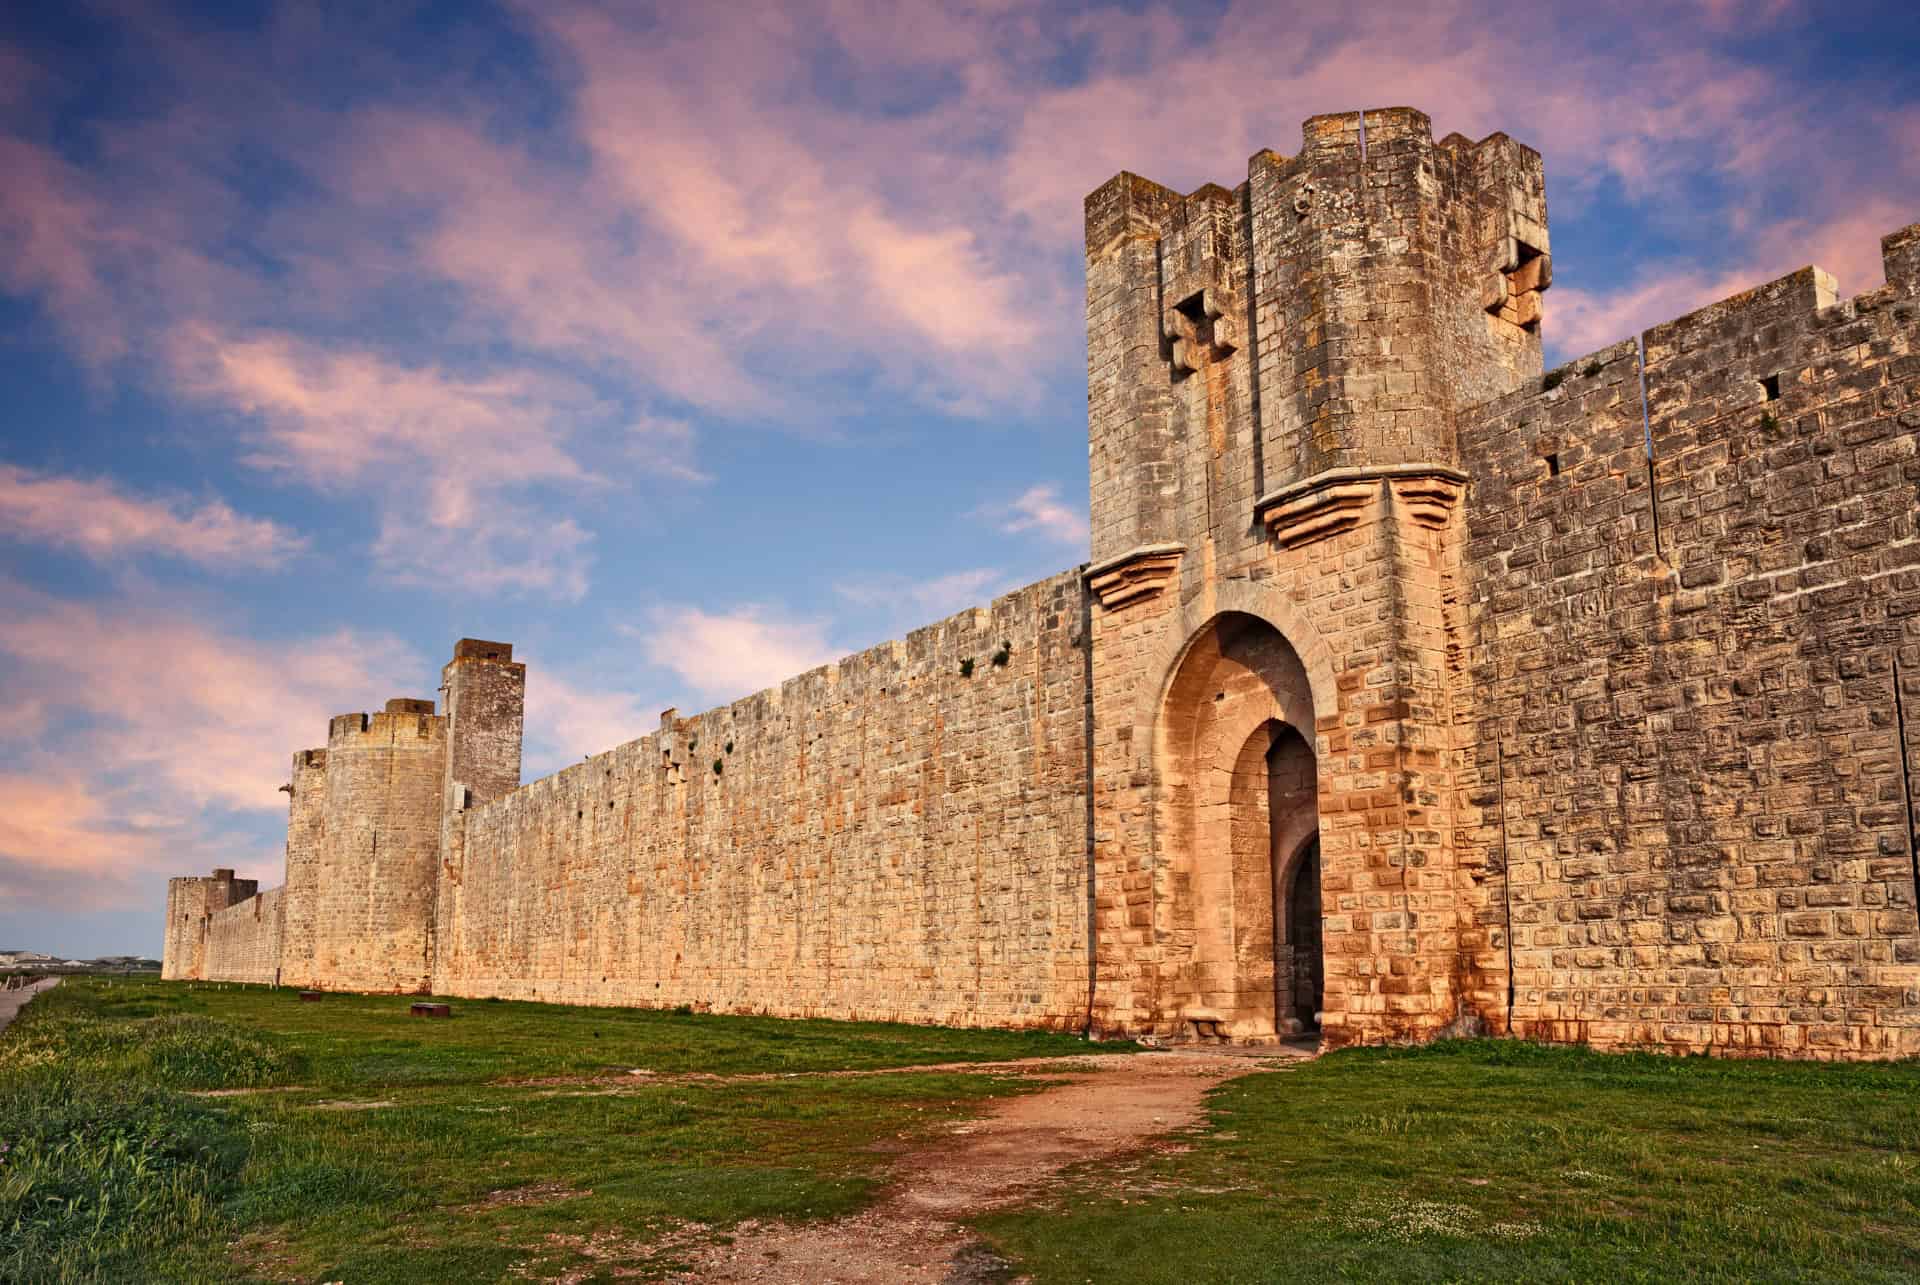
(8, 981, 1920, 1283)
(974, 1039, 1920, 1283)
(0, 977, 1098, 1282)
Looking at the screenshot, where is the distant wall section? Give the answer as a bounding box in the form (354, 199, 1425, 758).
(161, 869, 257, 981)
(202, 886, 284, 985)
(434, 571, 1093, 1029)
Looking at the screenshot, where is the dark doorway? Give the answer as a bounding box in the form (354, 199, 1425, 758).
(1285, 838, 1323, 1031)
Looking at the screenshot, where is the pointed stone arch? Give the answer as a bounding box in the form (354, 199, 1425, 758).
(1149, 609, 1325, 1041)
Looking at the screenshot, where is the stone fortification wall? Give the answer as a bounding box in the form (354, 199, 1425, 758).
(202, 886, 284, 985)
(433, 571, 1092, 1029)
(1459, 225, 1920, 1057)
(162, 869, 256, 981)
(157, 105, 1918, 1063)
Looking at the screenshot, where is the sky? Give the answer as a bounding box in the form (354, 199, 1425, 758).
(2, 0, 1917, 958)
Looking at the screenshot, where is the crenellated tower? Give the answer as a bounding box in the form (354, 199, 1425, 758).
(1086, 107, 1549, 577)
(312, 698, 447, 993)
(433, 639, 525, 985)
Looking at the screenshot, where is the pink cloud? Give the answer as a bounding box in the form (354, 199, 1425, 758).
(171, 325, 598, 597)
(1546, 197, 1918, 357)
(0, 137, 128, 364)
(0, 464, 305, 569)
(0, 581, 420, 813)
(0, 580, 421, 908)
(629, 414, 711, 484)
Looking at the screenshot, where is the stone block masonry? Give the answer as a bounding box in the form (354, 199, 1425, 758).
(433, 574, 1091, 1026)
(160, 106, 1920, 1060)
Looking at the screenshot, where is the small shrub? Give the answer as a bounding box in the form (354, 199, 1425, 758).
(713, 759, 724, 776)
(1761, 410, 1779, 431)
(959, 658, 975, 678)
(991, 641, 1012, 667)
(1542, 369, 1567, 391)
(1582, 362, 1603, 378)
(724, 740, 734, 755)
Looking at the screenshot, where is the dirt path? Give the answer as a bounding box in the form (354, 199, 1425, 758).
(669, 1047, 1309, 1283)
(0, 976, 59, 1036)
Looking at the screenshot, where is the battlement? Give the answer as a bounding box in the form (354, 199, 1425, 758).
(328, 703, 445, 748)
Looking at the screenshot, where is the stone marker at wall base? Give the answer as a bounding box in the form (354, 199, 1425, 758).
(161, 106, 1920, 1062)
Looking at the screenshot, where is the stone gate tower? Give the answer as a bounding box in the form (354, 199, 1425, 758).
(1085, 108, 1552, 1045)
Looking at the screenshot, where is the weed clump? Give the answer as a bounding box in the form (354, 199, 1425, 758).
(0, 1069, 247, 1282)
(1, 1012, 301, 1090)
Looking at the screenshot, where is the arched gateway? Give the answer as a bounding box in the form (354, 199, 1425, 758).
(1155, 613, 1322, 1043)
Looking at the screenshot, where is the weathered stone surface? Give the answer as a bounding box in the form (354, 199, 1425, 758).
(160, 106, 1920, 1060)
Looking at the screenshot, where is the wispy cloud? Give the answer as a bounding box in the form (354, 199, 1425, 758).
(0, 464, 305, 569)
(836, 567, 1006, 621)
(170, 325, 599, 598)
(520, 664, 662, 775)
(628, 414, 711, 484)
(1546, 195, 1918, 356)
(983, 484, 1089, 550)
(631, 604, 842, 704)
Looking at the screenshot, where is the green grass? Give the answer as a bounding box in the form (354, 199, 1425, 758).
(974, 1039, 1920, 1283)
(0, 977, 1105, 1282)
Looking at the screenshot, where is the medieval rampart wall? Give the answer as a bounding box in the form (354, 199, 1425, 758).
(202, 886, 284, 986)
(162, 870, 256, 981)
(433, 571, 1092, 1028)
(1459, 227, 1920, 1057)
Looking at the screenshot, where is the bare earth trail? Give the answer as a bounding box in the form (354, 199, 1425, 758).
(0, 976, 58, 1036)
(668, 1046, 1313, 1284)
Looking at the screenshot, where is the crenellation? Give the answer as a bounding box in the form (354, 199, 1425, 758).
(163, 109, 1919, 1059)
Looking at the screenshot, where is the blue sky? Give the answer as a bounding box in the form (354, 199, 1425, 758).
(2, 0, 1917, 957)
